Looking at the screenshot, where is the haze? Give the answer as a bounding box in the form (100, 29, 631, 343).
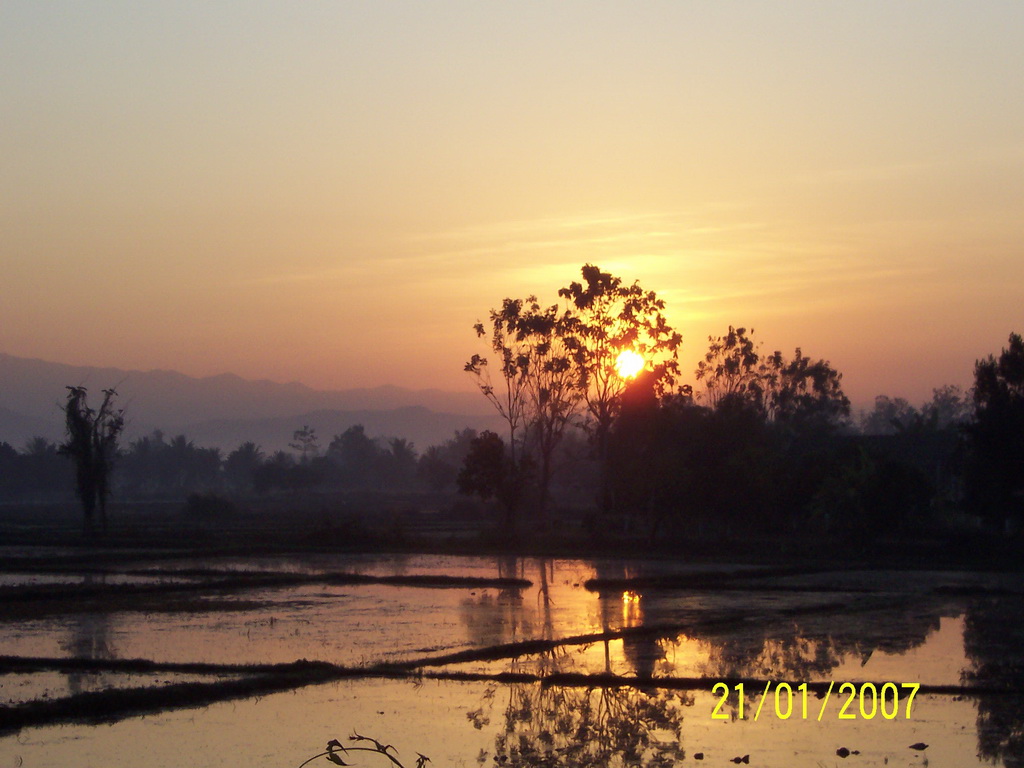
(3, 1, 1023, 408)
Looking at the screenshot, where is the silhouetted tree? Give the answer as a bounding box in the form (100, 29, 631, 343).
(465, 298, 534, 523)
(923, 384, 972, 430)
(514, 299, 583, 521)
(860, 386, 969, 436)
(160, 435, 221, 493)
(327, 425, 384, 488)
(465, 265, 682, 522)
(289, 424, 319, 462)
(558, 264, 682, 511)
(382, 437, 418, 488)
(769, 349, 850, 429)
(253, 450, 296, 494)
(418, 429, 477, 492)
(694, 325, 768, 410)
(859, 395, 919, 435)
(0, 442, 18, 498)
(59, 386, 124, 533)
(224, 441, 265, 494)
(965, 332, 1024, 527)
(471, 297, 584, 520)
(696, 325, 850, 430)
(457, 430, 530, 532)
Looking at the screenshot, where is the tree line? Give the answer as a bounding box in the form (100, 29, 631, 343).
(456, 264, 1024, 541)
(2, 264, 1021, 542)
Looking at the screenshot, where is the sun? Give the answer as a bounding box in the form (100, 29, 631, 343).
(615, 349, 645, 379)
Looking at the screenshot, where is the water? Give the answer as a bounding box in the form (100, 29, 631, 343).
(1, 552, 1022, 767)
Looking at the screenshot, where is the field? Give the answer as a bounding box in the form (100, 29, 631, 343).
(2, 544, 1024, 767)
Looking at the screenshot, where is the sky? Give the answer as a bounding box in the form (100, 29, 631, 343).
(3, 1, 1023, 409)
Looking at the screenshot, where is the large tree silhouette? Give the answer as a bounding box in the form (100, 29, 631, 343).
(559, 264, 682, 512)
(59, 386, 124, 533)
(465, 265, 682, 525)
(966, 331, 1024, 526)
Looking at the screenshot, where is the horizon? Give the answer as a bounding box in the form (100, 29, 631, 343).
(0, 345, 994, 416)
(3, 3, 1022, 409)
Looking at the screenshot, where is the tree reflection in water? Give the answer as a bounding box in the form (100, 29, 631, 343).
(60, 574, 116, 696)
(458, 558, 1024, 767)
(491, 674, 691, 768)
(963, 597, 1024, 768)
(695, 606, 941, 682)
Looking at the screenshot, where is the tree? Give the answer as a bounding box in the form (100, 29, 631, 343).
(769, 348, 850, 429)
(558, 264, 682, 510)
(695, 325, 849, 430)
(465, 265, 682, 522)
(0, 442, 18, 499)
(465, 298, 536, 526)
(922, 384, 971, 430)
(418, 429, 477, 492)
(289, 425, 320, 462)
(383, 437, 418, 488)
(859, 395, 919, 435)
(224, 441, 265, 494)
(456, 430, 530, 532)
(251, 450, 295, 494)
(965, 332, 1024, 526)
(560, 264, 682, 433)
(59, 386, 125, 533)
(694, 326, 768, 411)
(327, 425, 383, 488)
(505, 298, 582, 520)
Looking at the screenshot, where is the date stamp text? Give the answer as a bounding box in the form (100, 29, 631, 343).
(711, 682, 920, 721)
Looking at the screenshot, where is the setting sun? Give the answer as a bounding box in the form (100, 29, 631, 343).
(615, 349, 645, 379)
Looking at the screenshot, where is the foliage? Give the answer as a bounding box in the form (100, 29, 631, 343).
(490, 679, 690, 768)
(513, 298, 583, 519)
(859, 395, 920, 435)
(965, 332, 1024, 524)
(466, 298, 534, 453)
(327, 425, 385, 488)
(769, 348, 850, 428)
(923, 384, 971, 430)
(461, 265, 685, 522)
(456, 430, 531, 532)
(418, 429, 477, 492)
(119, 431, 223, 496)
(695, 326, 850, 430)
(384, 437, 418, 488)
(465, 298, 535, 525)
(290, 424, 320, 462)
(0, 438, 70, 501)
(859, 386, 970, 436)
(809, 447, 933, 538)
(693, 326, 769, 410)
(59, 386, 125, 532)
(224, 441, 265, 493)
(558, 264, 682, 442)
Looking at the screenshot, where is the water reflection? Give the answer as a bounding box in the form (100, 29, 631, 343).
(5, 553, 1024, 767)
(59, 574, 116, 696)
(963, 597, 1024, 767)
(489, 679, 691, 767)
(451, 558, 1024, 766)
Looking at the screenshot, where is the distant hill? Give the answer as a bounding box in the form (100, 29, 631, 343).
(0, 353, 500, 451)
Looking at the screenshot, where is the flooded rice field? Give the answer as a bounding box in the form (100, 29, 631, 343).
(1, 551, 1023, 766)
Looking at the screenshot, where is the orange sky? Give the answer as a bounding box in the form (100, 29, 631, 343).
(3, 2, 1023, 409)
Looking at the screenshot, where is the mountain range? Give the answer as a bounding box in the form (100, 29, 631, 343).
(0, 353, 502, 453)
